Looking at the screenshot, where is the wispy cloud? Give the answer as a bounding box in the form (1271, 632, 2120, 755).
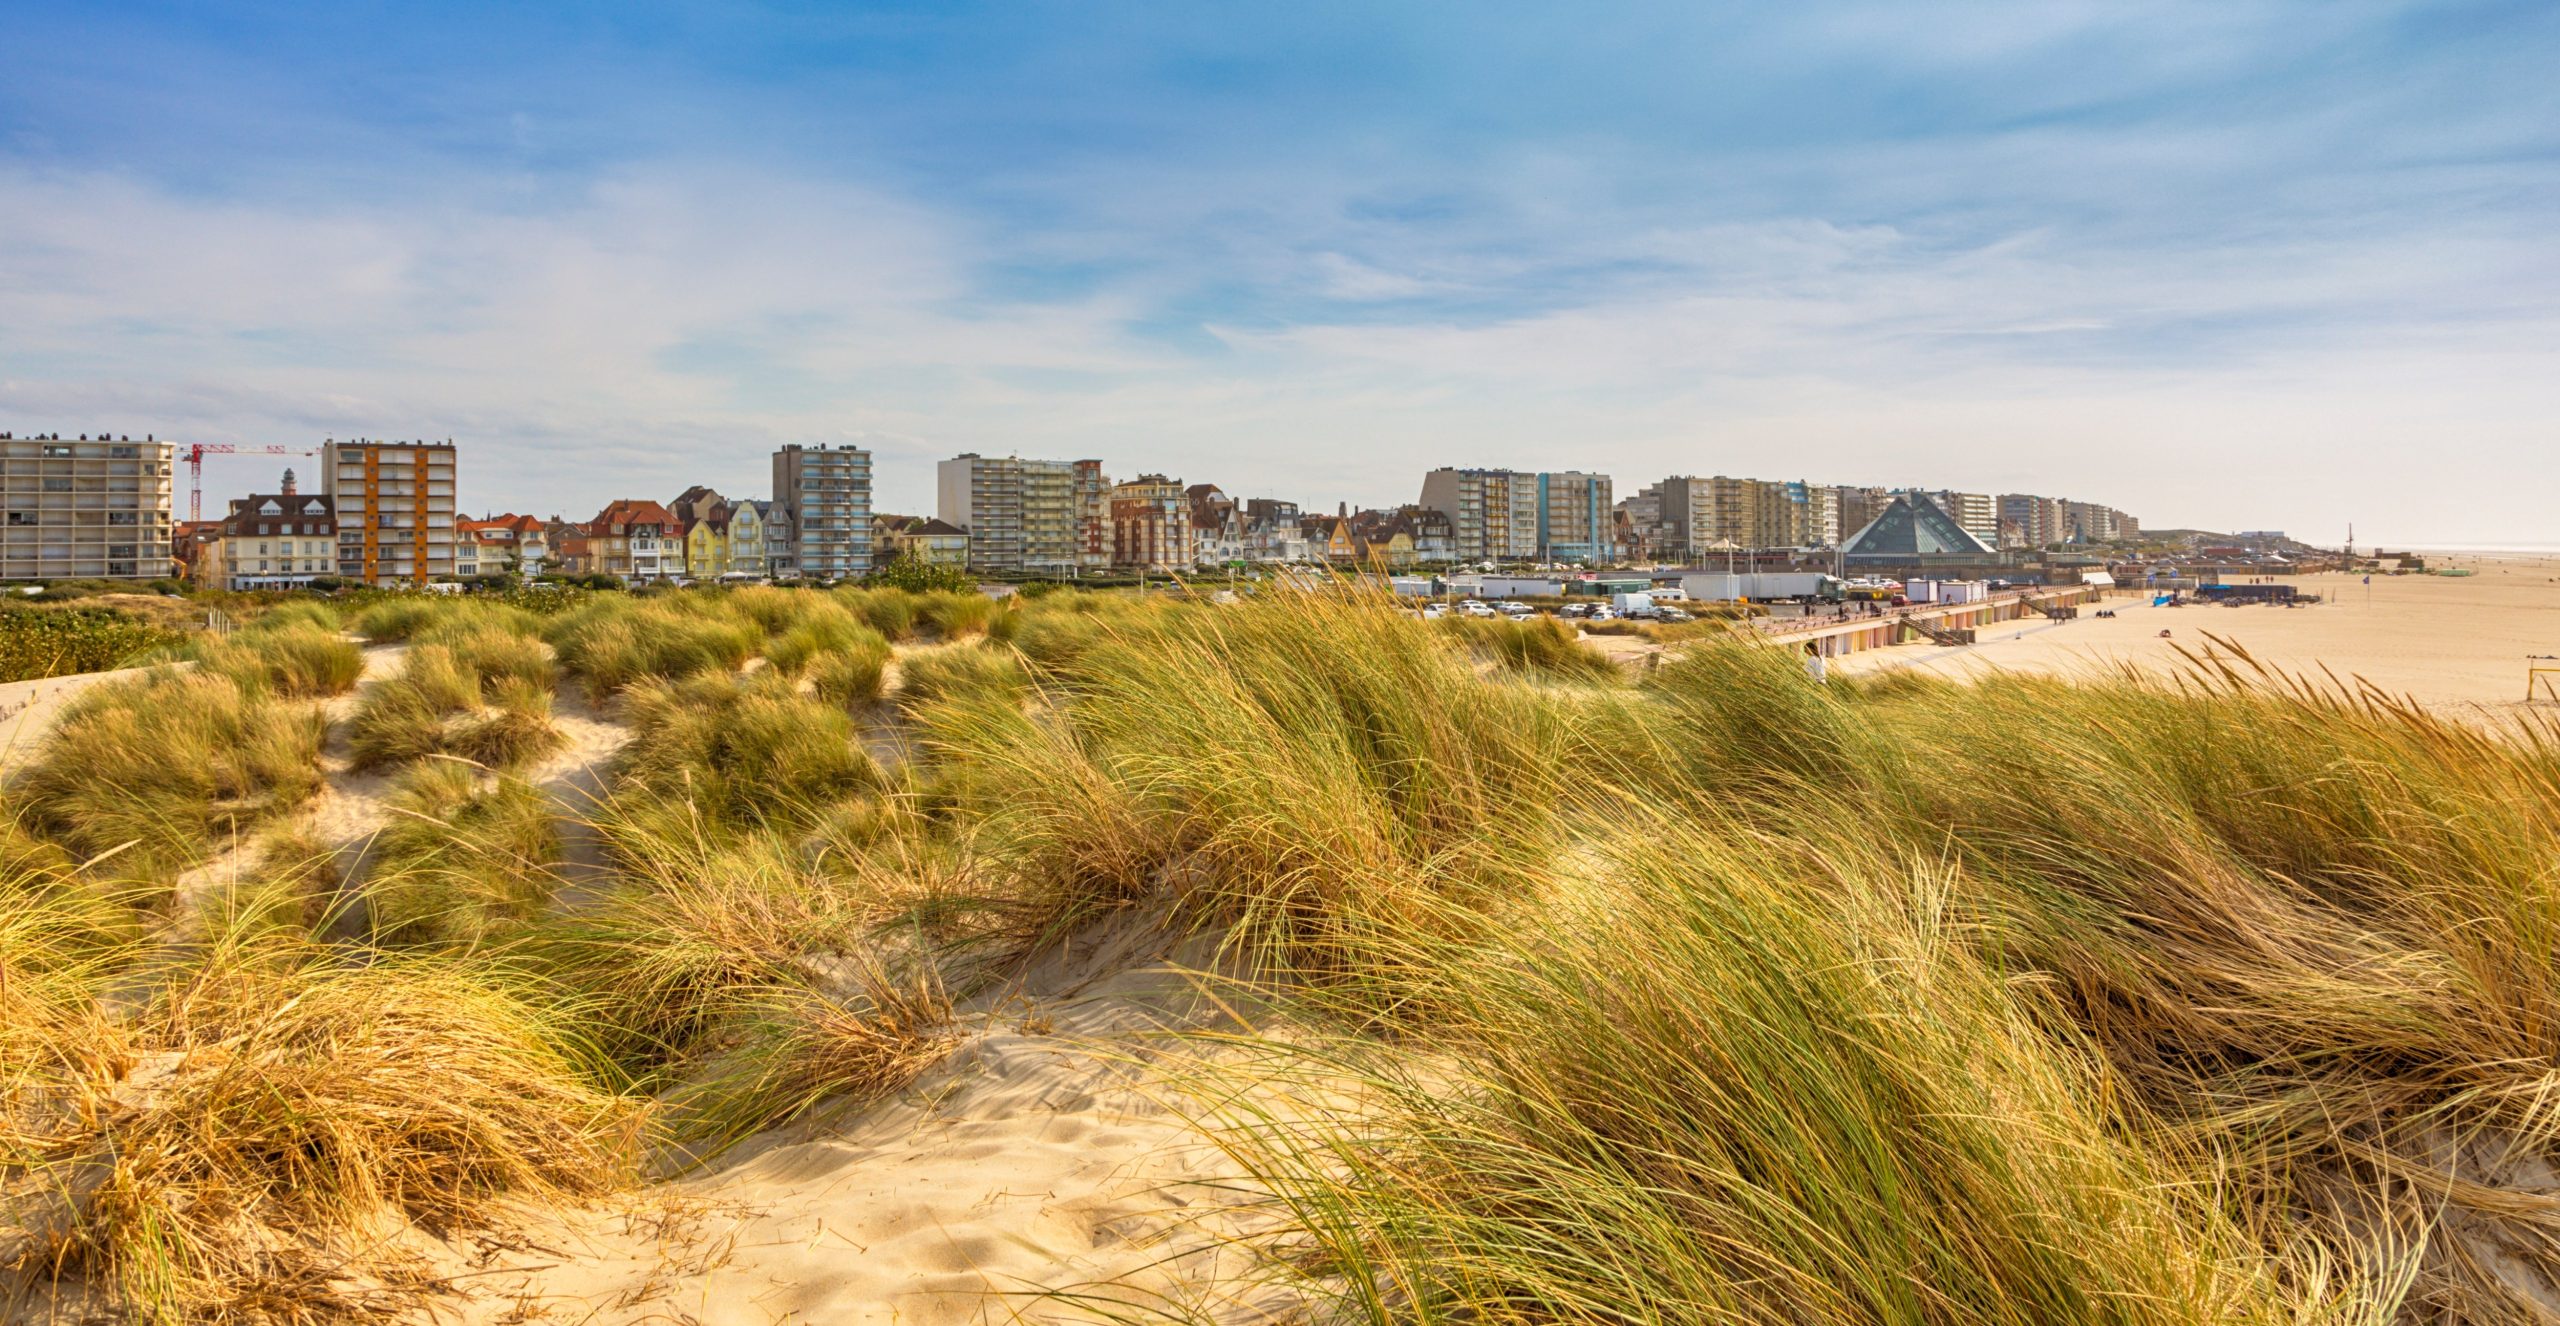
(0, 2, 2553, 540)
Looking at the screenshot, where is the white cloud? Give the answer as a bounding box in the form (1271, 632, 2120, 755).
(2, 144, 2554, 543)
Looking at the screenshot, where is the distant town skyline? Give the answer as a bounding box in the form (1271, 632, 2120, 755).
(4, 3, 2554, 545)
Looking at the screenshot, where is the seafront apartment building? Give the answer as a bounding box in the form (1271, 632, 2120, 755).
(1418, 467, 1542, 562)
(773, 443, 873, 579)
(938, 453, 1087, 575)
(1535, 470, 1614, 563)
(321, 439, 456, 585)
(0, 433, 175, 581)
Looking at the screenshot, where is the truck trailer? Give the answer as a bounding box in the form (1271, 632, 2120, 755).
(1678, 572, 1845, 603)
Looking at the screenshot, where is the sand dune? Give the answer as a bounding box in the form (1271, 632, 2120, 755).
(419, 924, 1297, 1326)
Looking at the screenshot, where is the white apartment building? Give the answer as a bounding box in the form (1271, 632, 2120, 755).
(321, 438, 457, 585)
(0, 433, 175, 581)
(937, 453, 1087, 575)
(1418, 467, 1542, 563)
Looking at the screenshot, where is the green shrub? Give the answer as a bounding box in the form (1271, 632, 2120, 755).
(862, 550, 976, 594)
(0, 607, 188, 683)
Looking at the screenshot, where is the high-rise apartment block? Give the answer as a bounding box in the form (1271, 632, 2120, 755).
(1998, 493, 2069, 549)
(1417, 467, 1542, 562)
(1836, 485, 1893, 541)
(1923, 491, 1999, 547)
(773, 444, 873, 580)
(322, 438, 455, 585)
(2065, 500, 2138, 544)
(1756, 480, 1839, 549)
(937, 453, 1087, 575)
(0, 433, 175, 581)
(1072, 459, 1113, 572)
(1535, 471, 1614, 563)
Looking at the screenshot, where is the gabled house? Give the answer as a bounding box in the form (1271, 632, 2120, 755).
(587, 499, 680, 583)
(206, 489, 339, 590)
(456, 512, 548, 578)
(874, 514, 971, 567)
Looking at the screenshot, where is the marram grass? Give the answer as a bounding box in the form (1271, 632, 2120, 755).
(6, 584, 2560, 1323)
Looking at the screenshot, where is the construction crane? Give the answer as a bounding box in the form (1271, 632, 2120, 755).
(182, 443, 318, 521)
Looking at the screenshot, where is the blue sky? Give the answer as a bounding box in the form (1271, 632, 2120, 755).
(3, 2, 2555, 541)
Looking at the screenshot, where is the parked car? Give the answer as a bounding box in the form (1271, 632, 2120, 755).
(1589, 606, 1620, 621)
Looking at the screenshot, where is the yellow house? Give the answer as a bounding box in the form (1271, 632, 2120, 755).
(1306, 516, 1359, 562)
(727, 501, 765, 577)
(671, 484, 748, 580)
(683, 514, 726, 579)
(1362, 530, 1417, 568)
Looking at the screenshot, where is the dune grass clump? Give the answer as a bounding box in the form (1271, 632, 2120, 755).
(920, 589, 1568, 979)
(806, 635, 893, 708)
(725, 584, 839, 637)
(836, 587, 921, 641)
(916, 590, 995, 639)
(8, 670, 327, 883)
(414, 613, 558, 691)
(517, 813, 959, 1136)
(894, 642, 1029, 714)
(248, 599, 341, 634)
(761, 601, 883, 678)
(1634, 635, 1867, 801)
(1822, 662, 2560, 1309)
(1210, 822, 2299, 1326)
(544, 597, 756, 695)
(363, 763, 562, 950)
(350, 595, 455, 642)
(610, 672, 880, 833)
(0, 933, 641, 1325)
(191, 622, 365, 698)
(0, 819, 135, 1081)
(657, 957, 956, 1162)
(1441, 614, 1623, 683)
(346, 644, 560, 771)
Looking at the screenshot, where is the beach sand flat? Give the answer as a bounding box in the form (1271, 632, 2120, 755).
(1828, 553, 2560, 719)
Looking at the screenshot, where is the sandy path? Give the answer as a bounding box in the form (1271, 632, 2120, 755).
(0, 664, 169, 776)
(427, 923, 1299, 1326)
(519, 676, 632, 902)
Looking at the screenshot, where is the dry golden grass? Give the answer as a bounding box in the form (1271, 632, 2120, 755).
(7, 585, 2560, 1323)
